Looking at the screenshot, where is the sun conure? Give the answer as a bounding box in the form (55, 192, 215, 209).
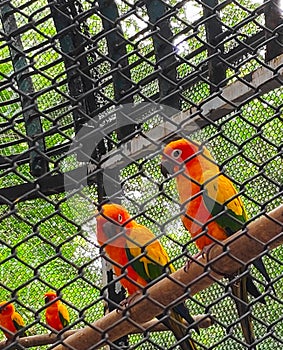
(0, 301, 26, 340)
(96, 203, 198, 350)
(161, 138, 272, 349)
(44, 291, 70, 331)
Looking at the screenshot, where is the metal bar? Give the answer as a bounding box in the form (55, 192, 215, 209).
(48, 0, 88, 131)
(67, 1, 99, 126)
(97, 0, 136, 141)
(0, 1, 49, 177)
(202, 0, 226, 92)
(0, 141, 72, 170)
(264, 0, 283, 61)
(0, 165, 97, 204)
(144, 0, 179, 109)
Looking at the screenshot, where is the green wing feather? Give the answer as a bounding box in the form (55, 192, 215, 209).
(125, 248, 164, 282)
(12, 312, 26, 337)
(125, 225, 172, 282)
(203, 172, 247, 235)
(203, 171, 259, 346)
(58, 304, 69, 328)
(125, 225, 198, 350)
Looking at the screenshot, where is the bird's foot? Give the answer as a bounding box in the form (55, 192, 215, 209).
(184, 243, 215, 272)
(116, 291, 142, 314)
(201, 243, 215, 261)
(184, 251, 203, 272)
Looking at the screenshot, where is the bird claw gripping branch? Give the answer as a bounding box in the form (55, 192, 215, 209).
(116, 290, 142, 314)
(184, 243, 216, 273)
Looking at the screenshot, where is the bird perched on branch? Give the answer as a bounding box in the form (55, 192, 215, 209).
(161, 137, 272, 349)
(44, 291, 70, 331)
(0, 301, 26, 340)
(96, 203, 199, 350)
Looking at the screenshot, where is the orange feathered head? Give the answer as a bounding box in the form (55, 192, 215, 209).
(96, 203, 133, 247)
(161, 138, 200, 176)
(0, 301, 15, 316)
(161, 138, 215, 177)
(44, 291, 58, 304)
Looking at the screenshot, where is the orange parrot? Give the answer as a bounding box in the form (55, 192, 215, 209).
(96, 203, 198, 350)
(44, 291, 70, 331)
(161, 138, 272, 348)
(0, 301, 26, 340)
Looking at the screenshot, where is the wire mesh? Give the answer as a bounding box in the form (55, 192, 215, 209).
(0, 0, 282, 349)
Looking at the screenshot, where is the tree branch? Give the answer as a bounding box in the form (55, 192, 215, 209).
(0, 315, 213, 349)
(51, 204, 282, 350)
(2, 206, 281, 349)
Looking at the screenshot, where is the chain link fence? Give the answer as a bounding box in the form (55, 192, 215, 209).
(0, 0, 282, 349)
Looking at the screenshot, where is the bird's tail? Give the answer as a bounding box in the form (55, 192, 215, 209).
(230, 275, 256, 349)
(158, 308, 198, 350)
(253, 257, 276, 294)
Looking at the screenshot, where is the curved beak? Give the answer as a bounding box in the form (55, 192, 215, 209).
(102, 221, 123, 239)
(160, 159, 175, 178)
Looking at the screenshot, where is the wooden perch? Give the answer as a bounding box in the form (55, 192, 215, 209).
(51, 204, 282, 350)
(0, 315, 213, 349)
(1, 205, 281, 350)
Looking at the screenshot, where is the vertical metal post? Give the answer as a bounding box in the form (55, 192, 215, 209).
(49, 0, 101, 166)
(145, 0, 179, 110)
(264, 0, 283, 61)
(0, 2, 48, 177)
(48, 0, 89, 132)
(97, 0, 136, 141)
(202, 0, 226, 92)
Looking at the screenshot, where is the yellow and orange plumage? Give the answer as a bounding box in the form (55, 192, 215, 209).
(161, 138, 272, 349)
(44, 291, 70, 331)
(0, 301, 26, 340)
(96, 203, 198, 350)
(161, 138, 247, 249)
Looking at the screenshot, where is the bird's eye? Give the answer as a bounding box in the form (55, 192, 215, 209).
(172, 149, 182, 159)
(117, 214, 123, 223)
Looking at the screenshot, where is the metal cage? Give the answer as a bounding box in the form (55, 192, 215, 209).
(0, 0, 282, 349)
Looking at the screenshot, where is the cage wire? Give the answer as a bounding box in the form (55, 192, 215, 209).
(0, 0, 282, 349)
